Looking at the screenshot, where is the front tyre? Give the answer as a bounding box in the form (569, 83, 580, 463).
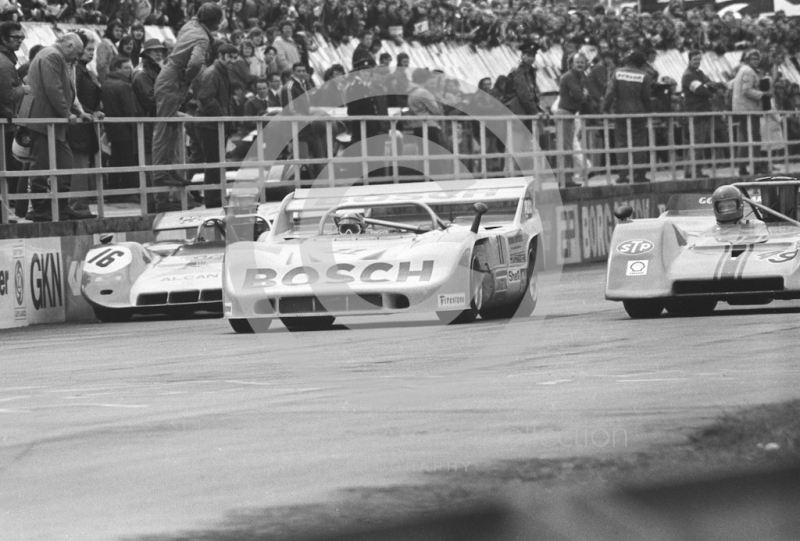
(437, 257, 482, 324)
(623, 299, 664, 319)
(92, 306, 132, 323)
(280, 316, 336, 331)
(480, 240, 538, 320)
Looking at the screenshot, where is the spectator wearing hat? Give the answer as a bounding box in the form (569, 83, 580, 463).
(732, 48, 771, 176)
(506, 42, 542, 124)
(152, 2, 222, 210)
(195, 43, 238, 209)
(0, 21, 29, 221)
(273, 19, 301, 74)
(603, 50, 653, 184)
(132, 38, 166, 212)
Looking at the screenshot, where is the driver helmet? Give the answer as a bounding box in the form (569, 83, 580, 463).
(337, 212, 365, 235)
(712, 185, 744, 224)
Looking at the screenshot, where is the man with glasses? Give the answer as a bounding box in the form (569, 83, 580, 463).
(0, 22, 30, 222)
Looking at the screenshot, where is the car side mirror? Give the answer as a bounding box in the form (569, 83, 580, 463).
(614, 205, 633, 222)
(470, 202, 489, 234)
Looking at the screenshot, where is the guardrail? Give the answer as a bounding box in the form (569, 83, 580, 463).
(1, 110, 798, 223)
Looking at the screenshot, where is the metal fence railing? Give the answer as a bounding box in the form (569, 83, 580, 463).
(1, 110, 798, 223)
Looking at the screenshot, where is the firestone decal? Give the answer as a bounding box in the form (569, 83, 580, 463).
(437, 293, 466, 308)
(616, 240, 654, 255)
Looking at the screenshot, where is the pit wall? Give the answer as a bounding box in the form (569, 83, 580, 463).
(0, 178, 730, 330)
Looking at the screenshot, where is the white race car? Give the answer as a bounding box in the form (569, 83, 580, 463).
(222, 178, 543, 332)
(81, 204, 279, 322)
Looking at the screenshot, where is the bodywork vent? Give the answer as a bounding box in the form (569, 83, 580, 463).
(278, 294, 384, 314)
(673, 278, 784, 295)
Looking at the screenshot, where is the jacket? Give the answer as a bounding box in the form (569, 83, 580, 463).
(681, 66, 713, 113)
(101, 71, 140, 143)
(507, 63, 540, 116)
(95, 38, 118, 84)
(0, 43, 24, 132)
(273, 35, 300, 74)
(132, 56, 161, 150)
(558, 69, 587, 113)
(585, 62, 609, 113)
(603, 65, 653, 115)
(732, 64, 765, 113)
(163, 18, 214, 85)
(17, 45, 77, 141)
(195, 59, 231, 130)
(281, 76, 309, 116)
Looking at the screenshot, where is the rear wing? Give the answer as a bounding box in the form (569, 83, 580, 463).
(285, 177, 533, 213)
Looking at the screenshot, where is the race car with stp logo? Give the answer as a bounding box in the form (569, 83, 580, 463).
(222, 177, 543, 332)
(606, 177, 800, 318)
(81, 204, 278, 322)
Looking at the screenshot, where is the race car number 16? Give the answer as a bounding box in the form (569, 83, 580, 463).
(84, 246, 133, 274)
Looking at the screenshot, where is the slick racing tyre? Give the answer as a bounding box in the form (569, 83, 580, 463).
(480, 240, 538, 320)
(228, 318, 273, 333)
(280, 316, 335, 331)
(664, 298, 718, 317)
(622, 299, 664, 319)
(92, 306, 132, 323)
(437, 256, 482, 324)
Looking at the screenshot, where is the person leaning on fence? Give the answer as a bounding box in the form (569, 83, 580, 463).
(152, 2, 222, 210)
(0, 21, 29, 222)
(68, 31, 102, 215)
(132, 38, 167, 213)
(732, 49, 771, 177)
(102, 56, 142, 203)
(603, 50, 653, 184)
(195, 43, 238, 209)
(406, 67, 448, 178)
(556, 52, 590, 188)
(17, 32, 94, 222)
(505, 41, 547, 153)
(681, 49, 718, 180)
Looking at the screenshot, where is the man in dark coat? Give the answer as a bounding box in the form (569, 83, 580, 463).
(132, 38, 166, 212)
(681, 49, 718, 179)
(0, 21, 30, 221)
(101, 56, 141, 199)
(195, 43, 237, 208)
(603, 50, 653, 183)
(17, 33, 93, 221)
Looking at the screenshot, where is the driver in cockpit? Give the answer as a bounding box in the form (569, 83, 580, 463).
(337, 212, 366, 235)
(711, 185, 744, 225)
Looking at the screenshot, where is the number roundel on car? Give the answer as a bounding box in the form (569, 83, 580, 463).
(616, 239, 654, 255)
(84, 246, 133, 274)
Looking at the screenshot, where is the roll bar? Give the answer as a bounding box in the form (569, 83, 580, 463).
(317, 200, 442, 235)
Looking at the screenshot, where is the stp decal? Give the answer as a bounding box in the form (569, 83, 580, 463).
(617, 239, 654, 255)
(626, 260, 648, 276)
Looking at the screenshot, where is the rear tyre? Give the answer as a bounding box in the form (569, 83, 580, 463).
(622, 299, 664, 319)
(92, 306, 132, 323)
(437, 257, 482, 324)
(665, 298, 718, 316)
(480, 240, 539, 320)
(280, 316, 335, 331)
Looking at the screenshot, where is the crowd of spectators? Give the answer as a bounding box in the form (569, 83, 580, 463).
(5, 2, 800, 222)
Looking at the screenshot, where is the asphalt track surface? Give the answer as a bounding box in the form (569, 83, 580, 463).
(2, 263, 800, 541)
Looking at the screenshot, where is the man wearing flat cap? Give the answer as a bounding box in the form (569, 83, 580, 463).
(506, 42, 542, 124)
(132, 38, 167, 212)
